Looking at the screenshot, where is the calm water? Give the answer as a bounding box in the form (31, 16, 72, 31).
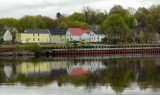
(1, 54, 160, 95)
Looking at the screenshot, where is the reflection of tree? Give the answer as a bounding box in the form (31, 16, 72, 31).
(137, 60, 160, 91)
(102, 60, 136, 93)
(1, 58, 160, 94)
(0, 64, 5, 83)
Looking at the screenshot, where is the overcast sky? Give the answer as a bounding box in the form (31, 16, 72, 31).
(0, 0, 159, 19)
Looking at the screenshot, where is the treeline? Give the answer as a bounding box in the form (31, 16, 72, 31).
(0, 4, 160, 44)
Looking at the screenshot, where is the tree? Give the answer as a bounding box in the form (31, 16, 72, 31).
(18, 15, 36, 31)
(69, 12, 86, 22)
(42, 17, 59, 29)
(56, 12, 62, 19)
(0, 18, 18, 28)
(109, 5, 129, 18)
(103, 14, 131, 43)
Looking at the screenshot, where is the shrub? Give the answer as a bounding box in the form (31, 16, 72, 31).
(29, 44, 41, 53)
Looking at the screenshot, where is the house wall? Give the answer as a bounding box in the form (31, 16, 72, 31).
(81, 33, 89, 42)
(20, 33, 50, 43)
(66, 30, 72, 41)
(3, 30, 12, 41)
(66, 30, 81, 41)
(72, 35, 81, 41)
(16, 33, 21, 42)
(50, 35, 66, 44)
(89, 32, 105, 42)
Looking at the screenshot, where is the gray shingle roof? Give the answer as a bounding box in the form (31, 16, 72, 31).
(4, 27, 16, 31)
(49, 29, 66, 35)
(25, 29, 49, 34)
(93, 31, 105, 35)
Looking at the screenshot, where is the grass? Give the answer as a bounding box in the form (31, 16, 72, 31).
(0, 43, 92, 49)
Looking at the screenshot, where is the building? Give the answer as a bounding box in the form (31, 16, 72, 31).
(3, 30, 12, 42)
(49, 29, 66, 44)
(66, 28, 89, 42)
(89, 31, 105, 42)
(81, 32, 90, 42)
(16, 29, 50, 43)
(3, 27, 18, 43)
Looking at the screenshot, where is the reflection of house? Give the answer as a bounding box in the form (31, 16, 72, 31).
(70, 68, 89, 76)
(50, 70, 67, 76)
(16, 29, 50, 43)
(50, 61, 67, 70)
(67, 60, 106, 76)
(16, 62, 51, 77)
(49, 29, 66, 44)
(3, 64, 16, 80)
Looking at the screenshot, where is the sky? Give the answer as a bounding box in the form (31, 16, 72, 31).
(0, 0, 159, 19)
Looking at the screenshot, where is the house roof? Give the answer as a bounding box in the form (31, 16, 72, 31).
(68, 28, 89, 35)
(4, 27, 17, 32)
(49, 29, 66, 35)
(70, 68, 89, 76)
(92, 31, 105, 35)
(25, 29, 49, 34)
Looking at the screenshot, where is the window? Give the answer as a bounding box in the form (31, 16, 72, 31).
(38, 38, 40, 41)
(33, 34, 35, 36)
(60, 35, 61, 37)
(33, 38, 35, 41)
(38, 34, 39, 36)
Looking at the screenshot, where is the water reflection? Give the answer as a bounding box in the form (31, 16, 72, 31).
(0, 55, 160, 94)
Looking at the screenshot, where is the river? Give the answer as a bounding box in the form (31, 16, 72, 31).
(0, 54, 160, 95)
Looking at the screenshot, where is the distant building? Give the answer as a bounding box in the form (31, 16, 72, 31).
(89, 31, 105, 42)
(49, 29, 66, 44)
(3, 27, 18, 43)
(16, 29, 50, 43)
(66, 28, 89, 42)
(3, 30, 12, 42)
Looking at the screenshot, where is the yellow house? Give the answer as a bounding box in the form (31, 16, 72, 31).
(49, 29, 66, 44)
(16, 29, 50, 43)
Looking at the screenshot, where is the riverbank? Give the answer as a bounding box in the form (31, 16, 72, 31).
(1, 44, 160, 57)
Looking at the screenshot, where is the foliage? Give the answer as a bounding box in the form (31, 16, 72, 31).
(103, 14, 131, 43)
(66, 39, 70, 47)
(29, 44, 41, 53)
(0, 5, 160, 44)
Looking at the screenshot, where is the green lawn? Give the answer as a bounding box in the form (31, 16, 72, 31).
(0, 43, 91, 48)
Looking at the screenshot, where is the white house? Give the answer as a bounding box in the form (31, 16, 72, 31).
(89, 31, 105, 42)
(66, 28, 89, 42)
(3, 27, 18, 43)
(81, 32, 90, 42)
(3, 30, 12, 42)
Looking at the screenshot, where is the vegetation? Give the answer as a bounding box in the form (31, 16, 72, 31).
(0, 5, 160, 44)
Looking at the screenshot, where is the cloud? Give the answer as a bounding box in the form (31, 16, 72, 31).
(0, 0, 159, 19)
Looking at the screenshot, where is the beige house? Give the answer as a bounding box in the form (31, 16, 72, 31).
(49, 29, 66, 44)
(16, 29, 50, 43)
